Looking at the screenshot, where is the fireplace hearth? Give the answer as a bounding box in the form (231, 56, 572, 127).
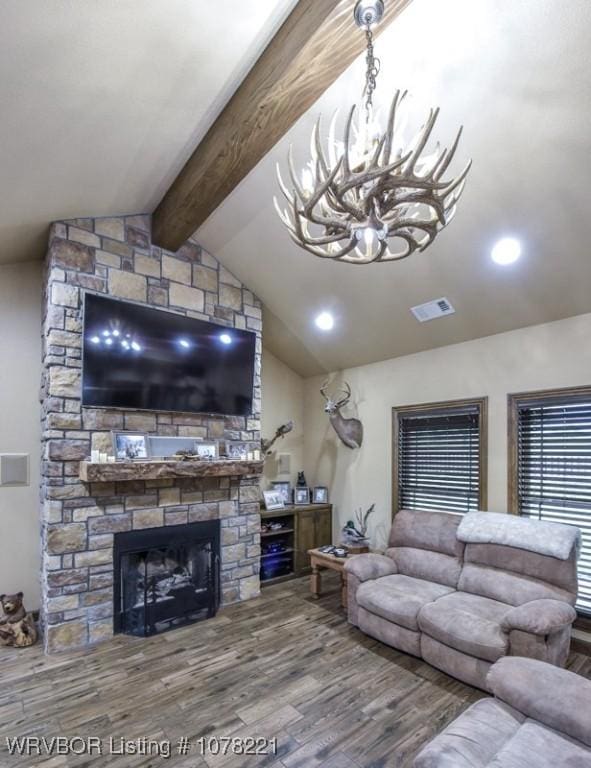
(113, 521, 220, 637)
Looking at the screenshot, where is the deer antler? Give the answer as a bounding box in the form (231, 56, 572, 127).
(333, 382, 351, 409)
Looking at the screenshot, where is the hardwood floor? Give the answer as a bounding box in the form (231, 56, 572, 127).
(1, 574, 590, 768)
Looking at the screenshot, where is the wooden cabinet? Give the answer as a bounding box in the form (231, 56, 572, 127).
(295, 505, 332, 573)
(261, 504, 333, 585)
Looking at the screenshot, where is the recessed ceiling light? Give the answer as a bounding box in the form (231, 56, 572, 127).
(131, 341, 142, 352)
(178, 338, 190, 348)
(90, 336, 100, 344)
(491, 237, 521, 265)
(315, 312, 334, 331)
(219, 333, 232, 345)
(105, 337, 113, 346)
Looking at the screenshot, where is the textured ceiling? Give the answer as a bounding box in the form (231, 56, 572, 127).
(198, 0, 591, 376)
(0, 0, 298, 265)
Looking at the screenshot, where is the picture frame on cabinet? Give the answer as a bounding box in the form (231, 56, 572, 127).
(313, 486, 329, 504)
(294, 487, 310, 505)
(263, 490, 285, 511)
(271, 481, 291, 505)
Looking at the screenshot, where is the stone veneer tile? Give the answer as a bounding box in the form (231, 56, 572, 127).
(108, 269, 147, 302)
(219, 283, 242, 310)
(162, 254, 191, 284)
(49, 367, 82, 397)
(51, 282, 79, 308)
(95, 217, 125, 241)
(132, 508, 164, 529)
(193, 264, 218, 292)
(135, 253, 161, 278)
(169, 282, 205, 312)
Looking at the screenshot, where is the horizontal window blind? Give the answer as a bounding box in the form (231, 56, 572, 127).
(398, 407, 481, 514)
(517, 400, 591, 615)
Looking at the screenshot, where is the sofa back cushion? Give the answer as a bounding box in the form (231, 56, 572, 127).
(458, 560, 576, 606)
(388, 509, 464, 588)
(460, 540, 578, 605)
(464, 542, 578, 595)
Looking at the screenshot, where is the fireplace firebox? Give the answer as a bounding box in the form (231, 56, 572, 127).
(113, 521, 220, 637)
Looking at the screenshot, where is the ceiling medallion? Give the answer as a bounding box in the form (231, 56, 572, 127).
(274, 0, 471, 264)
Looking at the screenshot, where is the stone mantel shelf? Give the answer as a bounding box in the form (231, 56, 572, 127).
(79, 459, 265, 484)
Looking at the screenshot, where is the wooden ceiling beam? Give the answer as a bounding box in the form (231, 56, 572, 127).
(151, 0, 412, 252)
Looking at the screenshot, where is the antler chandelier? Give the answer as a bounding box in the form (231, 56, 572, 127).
(274, 0, 471, 265)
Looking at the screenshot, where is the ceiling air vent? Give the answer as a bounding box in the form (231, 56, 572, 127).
(410, 297, 456, 323)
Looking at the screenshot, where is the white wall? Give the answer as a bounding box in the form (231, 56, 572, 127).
(0, 261, 42, 608)
(261, 348, 304, 489)
(303, 313, 591, 549)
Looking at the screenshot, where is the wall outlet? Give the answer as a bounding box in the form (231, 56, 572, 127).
(0, 454, 29, 486)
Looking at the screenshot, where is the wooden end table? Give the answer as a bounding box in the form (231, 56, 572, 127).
(308, 547, 369, 607)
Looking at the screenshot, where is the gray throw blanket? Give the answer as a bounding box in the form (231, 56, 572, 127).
(457, 511, 581, 561)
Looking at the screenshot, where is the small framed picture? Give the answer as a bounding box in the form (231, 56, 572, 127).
(195, 442, 218, 460)
(227, 441, 254, 460)
(313, 486, 329, 504)
(112, 432, 148, 461)
(294, 487, 310, 505)
(263, 490, 285, 511)
(271, 481, 291, 505)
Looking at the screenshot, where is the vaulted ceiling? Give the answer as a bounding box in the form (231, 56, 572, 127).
(0, 0, 298, 263)
(3, 1, 591, 377)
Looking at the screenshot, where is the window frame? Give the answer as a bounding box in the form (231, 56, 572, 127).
(508, 385, 591, 624)
(507, 384, 591, 513)
(392, 396, 489, 520)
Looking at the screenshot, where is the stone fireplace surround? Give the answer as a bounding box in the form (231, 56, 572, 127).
(40, 213, 263, 653)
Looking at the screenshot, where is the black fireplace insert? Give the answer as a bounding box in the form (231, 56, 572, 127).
(113, 521, 220, 637)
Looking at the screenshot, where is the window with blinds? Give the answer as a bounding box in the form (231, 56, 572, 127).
(394, 400, 486, 515)
(514, 395, 591, 615)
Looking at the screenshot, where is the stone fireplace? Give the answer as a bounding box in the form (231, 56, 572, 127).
(40, 214, 263, 653)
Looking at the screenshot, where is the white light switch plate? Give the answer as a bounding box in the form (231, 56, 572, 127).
(0, 454, 29, 486)
(278, 453, 291, 476)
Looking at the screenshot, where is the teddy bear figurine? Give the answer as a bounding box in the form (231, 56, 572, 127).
(0, 592, 38, 648)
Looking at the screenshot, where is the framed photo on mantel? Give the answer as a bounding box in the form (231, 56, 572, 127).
(112, 432, 148, 461)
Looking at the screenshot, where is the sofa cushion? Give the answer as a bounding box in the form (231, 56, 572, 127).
(488, 720, 590, 768)
(389, 509, 464, 557)
(418, 591, 510, 662)
(458, 562, 576, 607)
(488, 657, 591, 748)
(356, 574, 454, 631)
(413, 698, 524, 768)
(385, 547, 462, 589)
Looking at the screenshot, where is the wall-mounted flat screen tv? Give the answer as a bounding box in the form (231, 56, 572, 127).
(82, 294, 256, 416)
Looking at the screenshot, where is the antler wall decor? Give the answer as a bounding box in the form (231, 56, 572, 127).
(320, 380, 363, 449)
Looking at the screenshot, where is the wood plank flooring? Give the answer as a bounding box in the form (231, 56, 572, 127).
(1, 574, 590, 768)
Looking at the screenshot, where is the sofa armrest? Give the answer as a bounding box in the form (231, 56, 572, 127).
(501, 599, 576, 635)
(344, 553, 397, 582)
(487, 657, 591, 748)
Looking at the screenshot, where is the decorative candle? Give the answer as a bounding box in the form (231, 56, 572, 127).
(99, 452, 107, 463)
(91, 450, 100, 463)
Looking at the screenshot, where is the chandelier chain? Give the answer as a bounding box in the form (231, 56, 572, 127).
(364, 21, 380, 122)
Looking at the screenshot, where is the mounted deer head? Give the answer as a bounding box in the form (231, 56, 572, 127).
(320, 380, 363, 449)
